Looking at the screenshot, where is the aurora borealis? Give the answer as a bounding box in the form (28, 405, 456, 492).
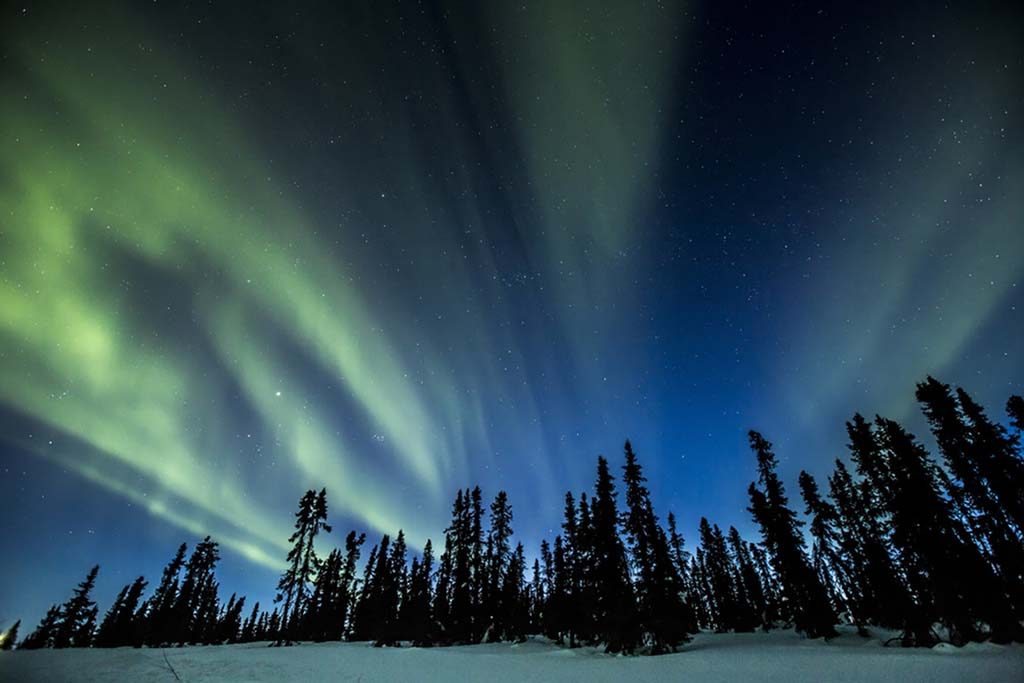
(1, 0, 1022, 630)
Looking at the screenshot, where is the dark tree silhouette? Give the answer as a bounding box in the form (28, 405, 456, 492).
(20, 606, 61, 650)
(95, 576, 147, 648)
(798, 472, 854, 625)
(52, 565, 100, 649)
(590, 455, 641, 653)
(727, 527, 769, 631)
(1008, 395, 1024, 431)
(482, 491, 513, 641)
(747, 432, 837, 639)
(275, 489, 331, 644)
(144, 542, 187, 646)
(172, 537, 220, 645)
(872, 416, 1017, 644)
(400, 539, 435, 645)
(1, 620, 20, 651)
(826, 457, 909, 631)
(620, 440, 693, 652)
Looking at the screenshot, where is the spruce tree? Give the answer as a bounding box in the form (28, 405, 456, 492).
(500, 543, 529, 642)
(144, 542, 187, 646)
(727, 527, 768, 631)
(380, 530, 407, 645)
(20, 605, 60, 650)
(559, 492, 581, 647)
(549, 535, 570, 644)
(826, 458, 909, 630)
(95, 585, 128, 648)
(620, 441, 692, 651)
(240, 601, 260, 642)
(529, 558, 544, 632)
(958, 387, 1024, 529)
(798, 471, 853, 622)
(698, 519, 740, 631)
(747, 431, 837, 638)
(749, 542, 781, 627)
(1008, 395, 1024, 431)
(872, 416, 1017, 643)
(275, 488, 331, 644)
(445, 489, 474, 643)
(305, 549, 342, 641)
(692, 549, 716, 630)
(351, 539, 382, 641)
(590, 456, 641, 653)
(666, 512, 699, 633)
(1, 620, 20, 651)
(916, 378, 1024, 609)
(433, 532, 454, 643)
(484, 491, 513, 640)
(172, 537, 220, 645)
(401, 539, 434, 645)
(52, 565, 100, 649)
(95, 576, 147, 647)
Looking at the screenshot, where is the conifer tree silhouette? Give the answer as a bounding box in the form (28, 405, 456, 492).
(173, 537, 220, 645)
(590, 456, 641, 653)
(275, 489, 331, 645)
(798, 472, 853, 623)
(145, 543, 187, 646)
(747, 432, 837, 639)
(620, 441, 692, 651)
(727, 527, 768, 631)
(20, 606, 60, 650)
(1, 620, 20, 651)
(95, 576, 147, 647)
(52, 565, 100, 648)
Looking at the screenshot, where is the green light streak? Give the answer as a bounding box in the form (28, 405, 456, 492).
(0, 11, 450, 560)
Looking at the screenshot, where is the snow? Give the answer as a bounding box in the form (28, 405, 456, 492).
(2, 627, 1021, 682)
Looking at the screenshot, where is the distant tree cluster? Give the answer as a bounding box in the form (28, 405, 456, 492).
(5, 377, 1023, 653)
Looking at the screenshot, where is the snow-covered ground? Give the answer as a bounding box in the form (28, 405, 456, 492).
(2, 627, 1021, 682)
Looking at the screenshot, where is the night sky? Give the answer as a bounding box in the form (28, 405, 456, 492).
(1, 1, 1022, 631)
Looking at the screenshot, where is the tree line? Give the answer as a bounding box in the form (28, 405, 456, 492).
(4, 377, 1023, 654)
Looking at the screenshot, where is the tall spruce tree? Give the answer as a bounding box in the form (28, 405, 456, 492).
(698, 519, 747, 632)
(144, 542, 187, 646)
(468, 486, 486, 641)
(172, 537, 220, 645)
(240, 601, 260, 642)
(826, 457, 909, 630)
(307, 530, 365, 641)
(956, 387, 1024, 533)
(747, 431, 837, 638)
(52, 565, 100, 649)
(482, 491, 513, 640)
(620, 441, 692, 651)
(559, 492, 582, 647)
(275, 488, 331, 644)
(916, 378, 1024, 609)
(591, 456, 641, 653)
(529, 558, 544, 632)
(798, 471, 854, 623)
(217, 594, 246, 644)
(727, 527, 769, 631)
(433, 530, 454, 643)
(498, 543, 529, 642)
(401, 539, 434, 645)
(95, 576, 147, 647)
(872, 416, 1017, 643)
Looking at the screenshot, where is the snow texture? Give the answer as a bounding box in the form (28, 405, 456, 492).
(1, 627, 1021, 682)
